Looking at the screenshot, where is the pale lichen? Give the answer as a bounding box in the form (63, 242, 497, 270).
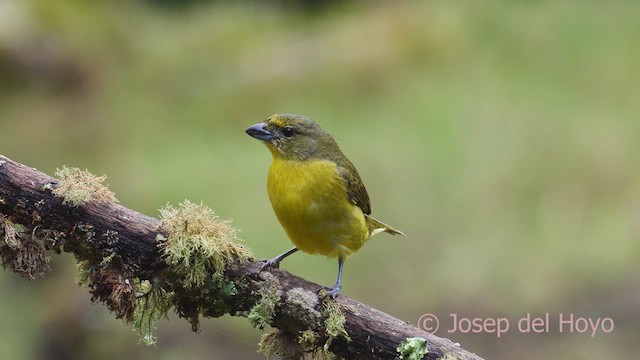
(0, 216, 50, 279)
(438, 354, 459, 360)
(1, 215, 18, 248)
(158, 200, 253, 288)
(52, 166, 118, 206)
(287, 287, 321, 320)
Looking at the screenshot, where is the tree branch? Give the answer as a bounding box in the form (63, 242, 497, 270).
(0, 155, 484, 360)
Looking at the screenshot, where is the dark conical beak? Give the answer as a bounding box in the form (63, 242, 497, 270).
(245, 123, 273, 141)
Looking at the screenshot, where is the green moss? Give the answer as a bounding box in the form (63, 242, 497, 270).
(258, 330, 304, 360)
(133, 280, 172, 346)
(52, 166, 118, 206)
(254, 293, 342, 358)
(75, 256, 172, 345)
(397, 337, 428, 360)
(100, 253, 117, 266)
(322, 299, 350, 350)
(248, 274, 281, 330)
(75, 260, 93, 286)
(40, 183, 55, 192)
(158, 200, 253, 288)
(200, 272, 240, 319)
(258, 329, 338, 360)
(209, 272, 239, 297)
(298, 329, 318, 351)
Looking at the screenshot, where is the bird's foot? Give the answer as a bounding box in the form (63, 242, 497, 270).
(320, 283, 341, 299)
(260, 248, 298, 272)
(260, 257, 281, 272)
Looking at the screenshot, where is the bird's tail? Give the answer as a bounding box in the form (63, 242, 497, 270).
(365, 215, 405, 238)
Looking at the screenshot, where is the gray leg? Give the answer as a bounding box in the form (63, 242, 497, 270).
(261, 247, 298, 271)
(325, 256, 344, 299)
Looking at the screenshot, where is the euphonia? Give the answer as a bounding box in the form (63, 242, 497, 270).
(246, 114, 404, 297)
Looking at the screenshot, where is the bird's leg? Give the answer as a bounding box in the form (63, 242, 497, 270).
(261, 247, 298, 271)
(324, 256, 344, 299)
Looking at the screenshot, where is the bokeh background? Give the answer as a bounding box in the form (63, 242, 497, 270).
(1, 0, 639, 359)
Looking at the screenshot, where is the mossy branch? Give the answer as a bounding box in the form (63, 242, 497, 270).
(0, 155, 484, 360)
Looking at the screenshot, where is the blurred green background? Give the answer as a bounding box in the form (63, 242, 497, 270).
(1, 0, 639, 359)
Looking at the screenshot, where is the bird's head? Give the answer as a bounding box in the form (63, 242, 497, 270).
(246, 114, 338, 161)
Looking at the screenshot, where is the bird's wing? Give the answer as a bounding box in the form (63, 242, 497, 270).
(337, 161, 371, 215)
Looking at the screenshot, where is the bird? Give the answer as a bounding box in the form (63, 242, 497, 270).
(245, 114, 404, 297)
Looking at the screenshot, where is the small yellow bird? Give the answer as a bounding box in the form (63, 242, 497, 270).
(246, 114, 404, 297)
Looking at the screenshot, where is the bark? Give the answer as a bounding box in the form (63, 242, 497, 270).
(0, 155, 483, 360)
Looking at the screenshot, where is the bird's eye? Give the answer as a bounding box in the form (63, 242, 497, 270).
(282, 126, 295, 137)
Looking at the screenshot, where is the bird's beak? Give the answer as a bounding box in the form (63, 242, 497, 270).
(245, 123, 274, 141)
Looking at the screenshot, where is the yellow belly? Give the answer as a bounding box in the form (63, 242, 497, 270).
(267, 158, 368, 258)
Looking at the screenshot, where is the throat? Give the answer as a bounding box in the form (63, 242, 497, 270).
(268, 158, 333, 195)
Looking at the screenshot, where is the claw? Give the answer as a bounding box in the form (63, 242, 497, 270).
(260, 257, 281, 272)
(260, 247, 298, 272)
(319, 255, 344, 299)
(321, 283, 341, 299)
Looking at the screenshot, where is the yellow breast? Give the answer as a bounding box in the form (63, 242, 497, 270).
(267, 158, 368, 258)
